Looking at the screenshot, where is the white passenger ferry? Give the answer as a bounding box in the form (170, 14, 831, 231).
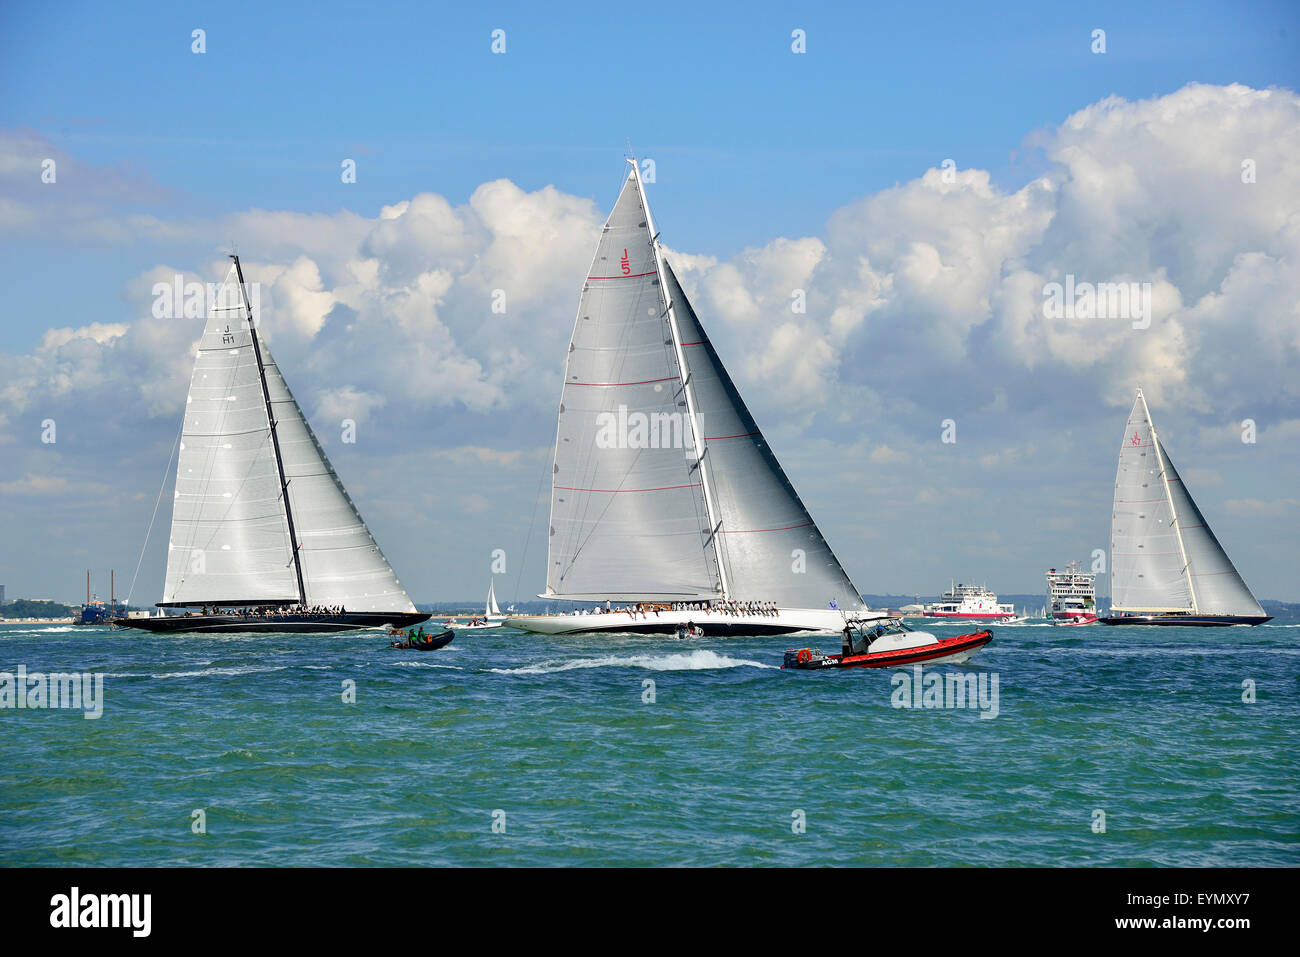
(922, 582, 1017, 621)
(1046, 562, 1098, 621)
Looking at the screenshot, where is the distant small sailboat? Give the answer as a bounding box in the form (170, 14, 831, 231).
(486, 579, 505, 621)
(433, 580, 507, 631)
(1099, 388, 1270, 626)
(116, 256, 430, 635)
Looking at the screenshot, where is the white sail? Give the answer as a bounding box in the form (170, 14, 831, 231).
(1110, 388, 1264, 617)
(546, 167, 721, 600)
(163, 266, 299, 605)
(163, 262, 415, 613)
(260, 348, 417, 613)
(486, 580, 501, 616)
(1158, 438, 1265, 617)
(1110, 390, 1195, 612)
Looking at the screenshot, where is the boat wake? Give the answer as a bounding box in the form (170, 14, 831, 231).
(112, 665, 290, 679)
(391, 660, 464, 670)
(490, 649, 778, 675)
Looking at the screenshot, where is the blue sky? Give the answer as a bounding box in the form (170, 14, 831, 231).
(2, 0, 1298, 604)
(4, 1, 1297, 350)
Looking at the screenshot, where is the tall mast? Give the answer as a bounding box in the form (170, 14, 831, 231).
(631, 159, 731, 599)
(1142, 389, 1198, 613)
(232, 254, 307, 606)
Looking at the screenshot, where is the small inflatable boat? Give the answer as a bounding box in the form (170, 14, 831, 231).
(389, 628, 455, 651)
(783, 619, 992, 671)
(673, 622, 704, 640)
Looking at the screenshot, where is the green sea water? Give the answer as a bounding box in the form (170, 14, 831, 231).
(1, 620, 1296, 866)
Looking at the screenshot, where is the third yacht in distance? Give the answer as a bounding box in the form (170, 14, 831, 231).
(1101, 388, 1270, 626)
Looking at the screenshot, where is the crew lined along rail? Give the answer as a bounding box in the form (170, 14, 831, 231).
(560, 600, 784, 619)
(182, 604, 351, 620)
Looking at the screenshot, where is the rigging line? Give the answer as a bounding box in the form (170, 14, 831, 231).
(124, 418, 184, 607)
(512, 449, 553, 606)
(562, 444, 647, 580)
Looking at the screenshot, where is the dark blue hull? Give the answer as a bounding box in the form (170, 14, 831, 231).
(113, 611, 430, 634)
(1099, 614, 1272, 627)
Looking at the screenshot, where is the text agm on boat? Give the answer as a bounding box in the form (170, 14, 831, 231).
(116, 256, 430, 634)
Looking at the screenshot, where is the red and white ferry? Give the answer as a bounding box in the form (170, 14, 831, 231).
(922, 582, 1017, 621)
(1046, 562, 1097, 622)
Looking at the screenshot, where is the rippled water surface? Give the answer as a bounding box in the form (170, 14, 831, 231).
(1, 620, 1296, 866)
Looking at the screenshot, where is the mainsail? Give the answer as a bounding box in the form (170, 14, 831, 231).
(163, 267, 300, 605)
(163, 262, 416, 613)
(547, 168, 720, 600)
(545, 162, 862, 610)
(1110, 389, 1263, 617)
